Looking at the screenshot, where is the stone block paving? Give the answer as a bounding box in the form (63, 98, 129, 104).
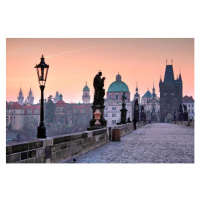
(64, 123, 194, 163)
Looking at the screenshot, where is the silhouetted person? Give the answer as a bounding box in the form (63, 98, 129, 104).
(133, 118, 137, 130)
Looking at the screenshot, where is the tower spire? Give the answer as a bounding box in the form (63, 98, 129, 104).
(171, 59, 173, 65)
(166, 59, 167, 65)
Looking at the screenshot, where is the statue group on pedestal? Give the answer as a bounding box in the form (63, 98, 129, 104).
(89, 71, 107, 129)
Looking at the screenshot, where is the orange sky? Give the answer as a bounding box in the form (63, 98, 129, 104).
(6, 38, 194, 103)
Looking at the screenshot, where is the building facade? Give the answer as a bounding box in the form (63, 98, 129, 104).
(182, 95, 195, 121)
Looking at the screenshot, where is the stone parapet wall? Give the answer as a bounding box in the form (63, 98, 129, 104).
(110, 121, 144, 138)
(6, 128, 108, 163)
(173, 121, 194, 128)
(6, 122, 145, 163)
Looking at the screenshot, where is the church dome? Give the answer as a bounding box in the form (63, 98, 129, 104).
(142, 90, 152, 98)
(108, 74, 129, 92)
(83, 85, 90, 91)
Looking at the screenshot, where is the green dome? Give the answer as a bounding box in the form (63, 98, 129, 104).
(108, 81, 129, 92)
(142, 90, 152, 98)
(83, 85, 90, 91)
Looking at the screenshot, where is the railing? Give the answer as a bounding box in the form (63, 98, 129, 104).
(6, 122, 145, 163)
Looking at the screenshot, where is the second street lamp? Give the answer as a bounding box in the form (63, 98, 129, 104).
(35, 55, 49, 138)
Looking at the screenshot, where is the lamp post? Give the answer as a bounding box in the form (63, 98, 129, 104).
(35, 55, 49, 138)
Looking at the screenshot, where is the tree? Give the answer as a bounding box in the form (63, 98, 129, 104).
(44, 95, 56, 126)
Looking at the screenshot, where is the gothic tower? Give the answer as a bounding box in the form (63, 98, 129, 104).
(27, 87, 34, 105)
(17, 87, 24, 105)
(133, 82, 140, 103)
(82, 82, 90, 104)
(159, 60, 182, 122)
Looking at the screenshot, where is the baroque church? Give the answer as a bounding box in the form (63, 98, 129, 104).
(104, 73, 132, 127)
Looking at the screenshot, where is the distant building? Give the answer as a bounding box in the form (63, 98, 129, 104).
(105, 74, 132, 126)
(143, 84, 160, 122)
(54, 91, 60, 103)
(141, 89, 152, 105)
(82, 83, 90, 104)
(17, 87, 24, 105)
(6, 102, 25, 130)
(133, 83, 140, 103)
(26, 87, 34, 105)
(159, 61, 182, 123)
(182, 95, 195, 121)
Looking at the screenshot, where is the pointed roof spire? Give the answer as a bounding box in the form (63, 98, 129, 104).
(171, 59, 173, 65)
(179, 71, 182, 82)
(166, 59, 167, 65)
(136, 82, 138, 92)
(160, 75, 162, 83)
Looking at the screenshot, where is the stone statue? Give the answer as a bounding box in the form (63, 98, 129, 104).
(183, 104, 187, 112)
(183, 104, 188, 121)
(134, 99, 139, 122)
(178, 104, 183, 121)
(121, 92, 127, 109)
(93, 72, 106, 105)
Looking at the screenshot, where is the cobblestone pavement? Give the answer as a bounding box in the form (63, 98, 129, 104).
(64, 123, 194, 163)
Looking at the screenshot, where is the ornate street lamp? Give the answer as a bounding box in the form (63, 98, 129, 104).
(35, 55, 49, 138)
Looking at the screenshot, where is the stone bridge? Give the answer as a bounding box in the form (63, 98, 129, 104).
(6, 122, 194, 163)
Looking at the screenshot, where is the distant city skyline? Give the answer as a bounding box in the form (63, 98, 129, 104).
(6, 38, 194, 103)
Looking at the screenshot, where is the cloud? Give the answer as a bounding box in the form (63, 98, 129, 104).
(45, 46, 95, 59)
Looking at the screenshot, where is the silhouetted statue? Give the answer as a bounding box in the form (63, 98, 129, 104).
(183, 104, 188, 121)
(174, 111, 176, 121)
(119, 92, 127, 124)
(178, 104, 183, 121)
(89, 71, 107, 129)
(127, 117, 131, 123)
(93, 72, 106, 105)
(140, 105, 146, 122)
(134, 99, 139, 122)
(122, 92, 127, 109)
(133, 117, 137, 130)
(183, 104, 187, 112)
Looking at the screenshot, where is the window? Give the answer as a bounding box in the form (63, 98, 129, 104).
(112, 114, 116, 117)
(188, 104, 190, 107)
(35, 109, 39, 114)
(86, 93, 87, 96)
(112, 107, 116, 110)
(109, 95, 111, 99)
(28, 109, 32, 114)
(192, 104, 193, 107)
(105, 114, 108, 117)
(115, 94, 118, 100)
(112, 120, 116, 124)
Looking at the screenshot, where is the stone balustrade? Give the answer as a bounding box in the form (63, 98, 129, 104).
(6, 121, 145, 163)
(173, 121, 194, 128)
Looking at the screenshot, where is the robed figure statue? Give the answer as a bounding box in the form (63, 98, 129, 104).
(93, 72, 106, 105)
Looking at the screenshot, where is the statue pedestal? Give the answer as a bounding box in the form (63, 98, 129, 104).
(88, 105, 107, 130)
(119, 108, 127, 124)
